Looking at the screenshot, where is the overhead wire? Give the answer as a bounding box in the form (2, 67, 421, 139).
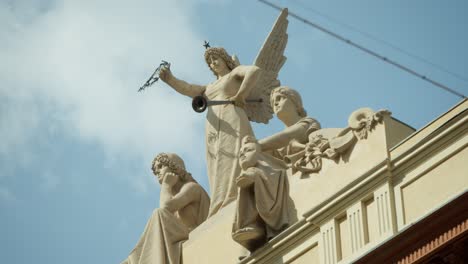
(289, 0, 468, 85)
(258, 0, 467, 99)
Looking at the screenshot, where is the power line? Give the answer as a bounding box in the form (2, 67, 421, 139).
(258, 0, 467, 99)
(290, 0, 468, 85)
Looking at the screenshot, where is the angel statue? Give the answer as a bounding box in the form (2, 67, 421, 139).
(159, 9, 289, 216)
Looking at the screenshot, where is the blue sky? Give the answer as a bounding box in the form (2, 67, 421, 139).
(0, 0, 466, 263)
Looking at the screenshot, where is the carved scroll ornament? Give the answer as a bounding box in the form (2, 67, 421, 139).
(292, 108, 391, 175)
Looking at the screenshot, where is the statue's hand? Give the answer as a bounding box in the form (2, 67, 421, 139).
(236, 171, 255, 188)
(162, 172, 178, 187)
(230, 94, 246, 108)
(159, 65, 173, 83)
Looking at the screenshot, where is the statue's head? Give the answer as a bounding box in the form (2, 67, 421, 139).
(270, 86, 307, 118)
(204, 47, 239, 77)
(152, 153, 194, 184)
(239, 135, 260, 170)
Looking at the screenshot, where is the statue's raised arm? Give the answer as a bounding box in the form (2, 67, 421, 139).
(245, 8, 289, 124)
(159, 64, 206, 98)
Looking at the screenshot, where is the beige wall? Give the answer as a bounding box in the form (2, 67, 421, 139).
(400, 146, 467, 224)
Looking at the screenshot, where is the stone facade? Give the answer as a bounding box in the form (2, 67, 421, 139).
(183, 99, 467, 264)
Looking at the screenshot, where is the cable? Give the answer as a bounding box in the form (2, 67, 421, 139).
(290, 0, 468, 85)
(258, 0, 467, 99)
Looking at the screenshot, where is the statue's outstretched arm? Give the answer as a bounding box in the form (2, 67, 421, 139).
(160, 67, 206, 98)
(161, 182, 199, 213)
(259, 122, 308, 151)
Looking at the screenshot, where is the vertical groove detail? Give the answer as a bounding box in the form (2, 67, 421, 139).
(383, 191, 389, 232)
(377, 196, 383, 235)
(357, 210, 363, 248)
(376, 191, 390, 235)
(322, 225, 337, 264)
(331, 227, 336, 264)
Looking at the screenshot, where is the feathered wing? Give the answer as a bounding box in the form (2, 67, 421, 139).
(245, 8, 289, 124)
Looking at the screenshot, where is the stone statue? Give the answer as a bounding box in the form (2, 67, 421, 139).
(293, 108, 392, 175)
(232, 136, 290, 253)
(259, 86, 321, 164)
(159, 9, 290, 216)
(122, 153, 210, 264)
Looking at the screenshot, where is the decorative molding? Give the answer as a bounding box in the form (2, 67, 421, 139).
(347, 203, 365, 253)
(320, 219, 340, 264)
(293, 108, 391, 175)
(374, 186, 393, 236)
(354, 192, 468, 264)
(348, 108, 391, 140)
(390, 109, 467, 174)
(396, 218, 468, 264)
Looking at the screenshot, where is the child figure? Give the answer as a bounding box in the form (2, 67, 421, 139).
(232, 136, 290, 253)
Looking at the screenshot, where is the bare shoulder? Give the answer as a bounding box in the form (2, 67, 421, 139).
(180, 181, 202, 194)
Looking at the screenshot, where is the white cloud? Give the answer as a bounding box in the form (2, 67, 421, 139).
(0, 0, 211, 187)
(0, 91, 46, 177)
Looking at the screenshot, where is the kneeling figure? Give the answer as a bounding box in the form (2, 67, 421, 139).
(232, 136, 290, 252)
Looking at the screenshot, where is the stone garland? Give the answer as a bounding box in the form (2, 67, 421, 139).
(292, 108, 391, 175)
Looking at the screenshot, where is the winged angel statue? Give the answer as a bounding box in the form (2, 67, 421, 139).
(245, 9, 288, 123)
(159, 9, 289, 216)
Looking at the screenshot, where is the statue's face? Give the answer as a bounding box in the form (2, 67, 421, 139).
(154, 162, 180, 185)
(153, 162, 169, 183)
(208, 55, 229, 75)
(272, 92, 296, 116)
(239, 142, 258, 170)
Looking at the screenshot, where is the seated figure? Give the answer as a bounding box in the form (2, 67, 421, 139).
(259, 86, 320, 164)
(122, 153, 210, 264)
(232, 136, 290, 253)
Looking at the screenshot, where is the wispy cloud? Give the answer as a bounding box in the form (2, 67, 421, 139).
(0, 0, 210, 189)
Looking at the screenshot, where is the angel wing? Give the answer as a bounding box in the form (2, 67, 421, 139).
(245, 8, 288, 124)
